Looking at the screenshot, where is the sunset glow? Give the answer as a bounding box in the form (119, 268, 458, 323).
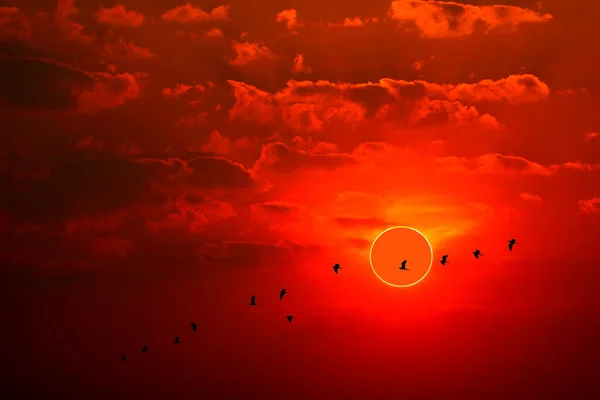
(2, 1, 600, 399)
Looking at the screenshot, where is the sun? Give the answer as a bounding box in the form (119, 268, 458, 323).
(369, 226, 434, 288)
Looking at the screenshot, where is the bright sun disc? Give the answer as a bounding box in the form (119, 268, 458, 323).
(369, 226, 434, 288)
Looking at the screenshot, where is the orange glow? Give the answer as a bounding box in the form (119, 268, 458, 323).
(369, 226, 434, 287)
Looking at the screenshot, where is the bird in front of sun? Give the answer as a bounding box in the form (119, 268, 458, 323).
(249, 295, 257, 306)
(280, 289, 287, 300)
(440, 255, 449, 266)
(286, 315, 294, 323)
(190, 322, 197, 332)
(508, 238, 519, 251)
(333, 263, 342, 274)
(173, 336, 180, 344)
(141, 345, 148, 353)
(121, 354, 126, 362)
(473, 249, 483, 259)
(398, 260, 409, 271)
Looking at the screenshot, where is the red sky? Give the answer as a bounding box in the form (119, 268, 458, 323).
(2, 1, 600, 398)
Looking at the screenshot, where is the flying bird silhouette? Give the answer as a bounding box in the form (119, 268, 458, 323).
(280, 289, 287, 300)
(473, 249, 483, 259)
(333, 263, 342, 274)
(190, 322, 197, 332)
(440, 255, 449, 266)
(399, 260, 409, 271)
(508, 238, 519, 251)
(286, 315, 294, 323)
(173, 336, 180, 344)
(141, 345, 148, 353)
(121, 354, 126, 362)
(249, 295, 257, 306)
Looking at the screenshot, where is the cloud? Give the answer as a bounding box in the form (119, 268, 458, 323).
(276, 9, 300, 31)
(253, 142, 356, 173)
(76, 70, 141, 112)
(161, 3, 230, 24)
(388, 0, 553, 38)
(327, 17, 379, 28)
(96, 5, 145, 27)
(251, 140, 397, 175)
(410, 98, 499, 128)
(146, 195, 236, 234)
(0, 153, 149, 224)
(55, 0, 95, 45)
(197, 239, 317, 265)
(100, 31, 154, 60)
(0, 151, 258, 226)
(137, 156, 258, 190)
(412, 60, 425, 71)
(227, 74, 547, 131)
(381, 74, 549, 105)
(292, 53, 312, 73)
(434, 154, 559, 176)
(201, 131, 231, 155)
(584, 132, 598, 142)
(561, 161, 600, 172)
(228, 80, 376, 131)
(0, 6, 33, 40)
(186, 157, 258, 189)
(578, 198, 600, 215)
(251, 201, 306, 214)
(434, 74, 550, 104)
(161, 83, 205, 97)
(520, 193, 542, 204)
(205, 28, 224, 38)
(0, 56, 141, 112)
(2, 2, 152, 68)
(229, 41, 275, 66)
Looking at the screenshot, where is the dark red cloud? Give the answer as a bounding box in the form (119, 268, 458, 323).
(0, 6, 33, 40)
(579, 198, 600, 214)
(0, 55, 141, 112)
(227, 74, 548, 133)
(96, 5, 145, 28)
(161, 4, 230, 24)
(388, 0, 553, 38)
(0, 153, 148, 223)
(434, 153, 559, 176)
(253, 141, 356, 173)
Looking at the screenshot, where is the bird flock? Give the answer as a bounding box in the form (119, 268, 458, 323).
(119, 238, 519, 362)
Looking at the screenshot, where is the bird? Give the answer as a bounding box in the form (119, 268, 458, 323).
(121, 354, 126, 362)
(190, 322, 197, 332)
(333, 263, 342, 274)
(280, 288, 287, 300)
(249, 295, 257, 306)
(440, 255, 449, 266)
(508, 238, 518, 251)
(173, 336, 180, 344)
(399, 260, 409, 271)
(141, 345, 148, 353)
(473, 249, 483, 259)
(286, 315, 294, 323)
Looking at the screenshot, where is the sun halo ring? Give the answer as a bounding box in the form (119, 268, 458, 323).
(369, 225, 434, 288)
